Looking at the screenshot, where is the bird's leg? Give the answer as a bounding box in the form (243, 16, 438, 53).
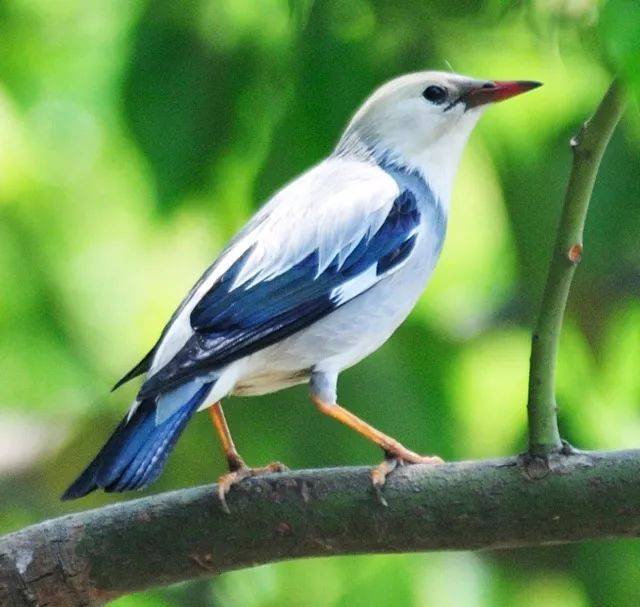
(310, 395, 443, 493)
(209, 401, 246, 472)
(208, 402, 287, 513)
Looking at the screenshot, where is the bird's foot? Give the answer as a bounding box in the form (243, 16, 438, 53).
(371, 448, 443, 506)
(217, 461, 288, 513)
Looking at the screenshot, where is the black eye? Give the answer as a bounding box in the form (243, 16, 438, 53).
(422, 85, 448, 105)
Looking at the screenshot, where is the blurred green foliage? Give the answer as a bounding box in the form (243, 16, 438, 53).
(1, 0, 639, 605)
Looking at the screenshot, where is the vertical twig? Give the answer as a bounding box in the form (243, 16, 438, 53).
(527, 81, 626, 456)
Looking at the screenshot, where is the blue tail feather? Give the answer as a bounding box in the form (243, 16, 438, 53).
(61, 382, 212, 500)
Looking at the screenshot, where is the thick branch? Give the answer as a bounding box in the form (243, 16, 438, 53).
(2, 450, 640, 606)
(527, 81, 626, 455)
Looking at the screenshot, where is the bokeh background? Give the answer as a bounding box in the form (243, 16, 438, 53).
(1, 0, 639, 605)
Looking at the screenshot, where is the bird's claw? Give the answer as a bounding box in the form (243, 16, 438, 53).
(217, 461, 288, 513)
(371, 456, 399, 506)
(371, 451, 443, 506)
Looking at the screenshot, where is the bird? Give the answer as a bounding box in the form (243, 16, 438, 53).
(62, 71, 541, 507)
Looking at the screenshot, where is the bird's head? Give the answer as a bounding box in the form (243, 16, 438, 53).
(337, 71, 541, 202)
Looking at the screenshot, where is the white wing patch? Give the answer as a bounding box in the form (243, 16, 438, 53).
(230, 159, 399, 289)
(330, 265, 378, 306)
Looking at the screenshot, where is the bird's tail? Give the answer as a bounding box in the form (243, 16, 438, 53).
(61, 381, 213, 500)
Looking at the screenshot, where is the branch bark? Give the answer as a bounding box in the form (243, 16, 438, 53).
(2, 450, 640, 606)
(526, 81, 626, 455)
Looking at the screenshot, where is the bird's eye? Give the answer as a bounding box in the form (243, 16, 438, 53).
(422, 85, 448, 105)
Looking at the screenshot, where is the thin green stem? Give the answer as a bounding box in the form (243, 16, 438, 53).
(527, 81, 626, 456)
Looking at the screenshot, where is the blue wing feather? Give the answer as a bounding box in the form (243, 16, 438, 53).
(139, 189, 421, 399)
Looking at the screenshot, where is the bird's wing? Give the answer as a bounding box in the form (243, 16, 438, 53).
(137, 158, 424, 399)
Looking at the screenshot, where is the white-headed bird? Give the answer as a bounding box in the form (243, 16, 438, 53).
(63, 72, 540, 506)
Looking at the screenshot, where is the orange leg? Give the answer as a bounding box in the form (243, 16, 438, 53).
(208, 402, 287, 513)
(311, 395, 443, 490)
(209, 402, 246, 471)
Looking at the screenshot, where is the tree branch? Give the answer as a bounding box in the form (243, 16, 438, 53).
(527, 81, 626, 456)
(2, 450, 640, 606)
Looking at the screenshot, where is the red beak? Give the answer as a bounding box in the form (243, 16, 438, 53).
(463, 80, 542, 109)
